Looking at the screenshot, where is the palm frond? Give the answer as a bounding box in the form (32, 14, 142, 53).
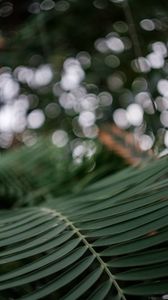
(0, 138, 129, 208)
(0, 140, 95, 207)
(0, 156, 168, 299)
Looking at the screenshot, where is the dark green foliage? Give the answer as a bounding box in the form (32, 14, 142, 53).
(0, 142, 168, 299)
(0, 139, 127, 208)
(0, 1, 168, 298)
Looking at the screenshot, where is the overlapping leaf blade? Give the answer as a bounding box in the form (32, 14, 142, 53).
(0, 156, 168, 299)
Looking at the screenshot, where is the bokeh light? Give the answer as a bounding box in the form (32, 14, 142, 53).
(52, 130, 69, 147)
(0, 0, 168, 155)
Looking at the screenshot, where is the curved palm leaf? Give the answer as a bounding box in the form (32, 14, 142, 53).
(0, 157, 168, 299)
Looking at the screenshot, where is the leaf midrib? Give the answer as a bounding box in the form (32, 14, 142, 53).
(53, 208, 127, 300)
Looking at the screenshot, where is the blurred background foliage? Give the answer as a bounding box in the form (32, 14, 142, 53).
(1, 4, 168, 299)
(0, 0, 168, 168)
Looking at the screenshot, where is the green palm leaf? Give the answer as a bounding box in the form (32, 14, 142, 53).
(0, 156, 168, 299)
